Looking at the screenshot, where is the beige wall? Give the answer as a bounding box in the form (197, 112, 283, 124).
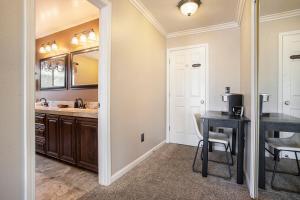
(259, 16, 300, 112)
(110, 0, 166, 174)
(240, 0, 252, 188)
(0, 0, 25, 199)
(167, 28, 241, 110)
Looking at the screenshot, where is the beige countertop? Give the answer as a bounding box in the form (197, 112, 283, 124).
(35, 106, 98, 119)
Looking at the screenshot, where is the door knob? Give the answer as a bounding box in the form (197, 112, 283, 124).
(200, 100, 205, 104)
(284, 101, 290, 106)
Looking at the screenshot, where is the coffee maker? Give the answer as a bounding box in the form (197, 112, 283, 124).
(221, 87, 244, 116)
(259, 93, 270, 116)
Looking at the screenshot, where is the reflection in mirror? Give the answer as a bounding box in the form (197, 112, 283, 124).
(40, 54, 67, 90)
(258, 0, 300, 198)
(71, 47, 99, 88)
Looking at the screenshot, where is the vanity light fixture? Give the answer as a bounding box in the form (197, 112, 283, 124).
(178, 0, 201, 16)
(71, 34, 79, 45)
(71, 29, 98, 45)
(88, 29, 96, 41)
(51, 41, 58, 51)
(39, 41, 59, 54)
(45, 43, 52, 52)
(80, 34, 87, 43)
(39, 45, 46, 53)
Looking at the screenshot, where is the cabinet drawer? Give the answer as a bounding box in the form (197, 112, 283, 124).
(35, 114, 46, 124)
(36, 136, 46, 154)
(35, 126, 45, 137)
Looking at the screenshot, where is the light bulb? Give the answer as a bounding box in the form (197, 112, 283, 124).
(71, 35, 79, 45)
(51, 41, 58, 50)
(180, 2, 199, 16)
(45, 44, 51, 52)
(88, 30, 96, 41)
(80, 34, 87, 43)
(39, 46, 46, 53)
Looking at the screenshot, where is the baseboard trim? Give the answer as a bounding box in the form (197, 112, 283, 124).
(110, 140, 166, 183)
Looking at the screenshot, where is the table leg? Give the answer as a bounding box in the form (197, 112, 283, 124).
(273, 131, 280, 161)
(202, 119, 209, 177)
(259, 123, 266, 189)
(209, 127, 213, 152)
(237, 121, 245, 184)
(232, 128, 237, 155)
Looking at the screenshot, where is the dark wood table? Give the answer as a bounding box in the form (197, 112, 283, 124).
(200, 111, 250, 184)
(259, 113, 300, 189)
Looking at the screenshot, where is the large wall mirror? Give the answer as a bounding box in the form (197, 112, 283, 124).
(70, 47, 99, 89)
(40, 54, 68, 90)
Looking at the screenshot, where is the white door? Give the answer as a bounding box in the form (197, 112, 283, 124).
(169, 45, 207, 146)
(282, 32, 300, 117)
(280, 32, 300, 158)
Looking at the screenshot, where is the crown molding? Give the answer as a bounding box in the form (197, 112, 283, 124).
(236, 0, 246, 25)
(167, 21, 239, 38)
(129, 0, 166, 36)
(260, 9, 300, 23)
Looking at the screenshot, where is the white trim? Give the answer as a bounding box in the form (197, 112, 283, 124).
(278, 30, 300, 114)
(110, 140, 166, 183)
(25, 1, 112, 198)
(260, 9, 300, 23)
(167, 22, 239, 39)
(88, 0, 112, 186)
(24, 0, 36, 199)
(36, 16, 99, 39)
(251, 0, 259, 198)
(236, 0, 246, 25)
(129, 0, 166, 36)
(166, 44, 209, 145)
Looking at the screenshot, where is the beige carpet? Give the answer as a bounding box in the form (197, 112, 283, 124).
(81, 144, 297, 200)
(36, 144, 300, 200)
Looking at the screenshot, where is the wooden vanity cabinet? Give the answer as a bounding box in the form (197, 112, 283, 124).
(59, 116, 76, 164)
(35, 114, 46, 154)
(76, 118, 98, 172)
(45, 115, 60, 158)
(35, 113, 98, 173)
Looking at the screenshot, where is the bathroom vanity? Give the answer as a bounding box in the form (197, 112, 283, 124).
(35, 107, 98, 173)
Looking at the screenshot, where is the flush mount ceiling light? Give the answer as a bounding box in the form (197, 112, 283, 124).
(178, 0, 201, 16)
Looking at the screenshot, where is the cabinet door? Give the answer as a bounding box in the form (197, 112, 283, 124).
(46, 115, 60, 158)
(60, 116, 76, 164)
(76, 118, 98, 172)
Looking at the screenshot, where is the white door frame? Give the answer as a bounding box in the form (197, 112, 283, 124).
(166, 44, 209, 144)
(24, 0, 112, 199)
(278, 30, 300, 113)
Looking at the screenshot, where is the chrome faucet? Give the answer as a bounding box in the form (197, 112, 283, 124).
(40, 98, 49, 107)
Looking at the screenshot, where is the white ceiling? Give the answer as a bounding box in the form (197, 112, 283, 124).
(260, 0, 300, 16)
(36, 0, 99, 38)
(139, 0, 239, 33)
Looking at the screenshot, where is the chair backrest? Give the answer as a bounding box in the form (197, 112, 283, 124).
(290, 133, 300, 141)
(192, 112, 203, 140)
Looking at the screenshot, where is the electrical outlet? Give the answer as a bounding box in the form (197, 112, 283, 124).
(141, 133, 145, 143)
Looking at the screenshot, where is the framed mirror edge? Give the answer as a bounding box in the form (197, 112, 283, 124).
(39, 53, 69, 91)
(70, 46, 99, 89)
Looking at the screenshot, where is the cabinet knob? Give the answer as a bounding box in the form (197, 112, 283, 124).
(284, 101, 290, 106)
(201, 100, 205, 104)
